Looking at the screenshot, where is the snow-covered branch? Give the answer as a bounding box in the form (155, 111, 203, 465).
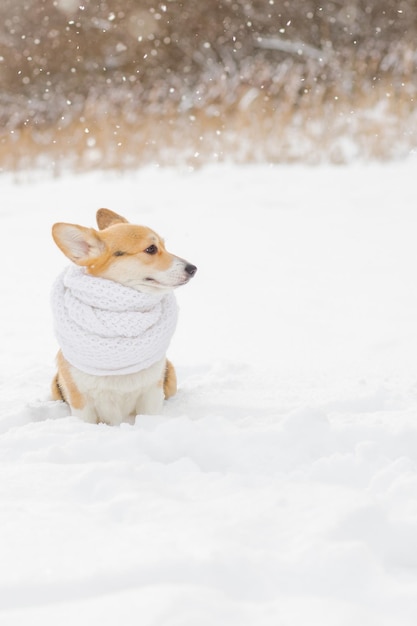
(254, 36, 328, 61)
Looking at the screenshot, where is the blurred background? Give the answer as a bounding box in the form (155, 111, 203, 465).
(0, 0, 416, 171)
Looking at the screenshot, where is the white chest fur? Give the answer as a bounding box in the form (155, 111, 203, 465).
(68, 358, 166, 425)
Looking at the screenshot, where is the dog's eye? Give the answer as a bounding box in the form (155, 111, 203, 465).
(145, 245, 158, 255)
(113, 250, 126, 257)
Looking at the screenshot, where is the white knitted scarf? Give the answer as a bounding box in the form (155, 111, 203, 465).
(51, 265, 178, 376)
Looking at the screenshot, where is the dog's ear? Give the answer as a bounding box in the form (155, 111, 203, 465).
(96, 208, 129, 230)
(52, 223, 105, 265)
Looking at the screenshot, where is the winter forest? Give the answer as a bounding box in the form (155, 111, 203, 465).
(1, 0, 416, 169)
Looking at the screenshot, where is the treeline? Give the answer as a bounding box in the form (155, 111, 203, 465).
(0, 0, 416, 167)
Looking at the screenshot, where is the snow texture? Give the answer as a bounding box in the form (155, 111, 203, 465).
(1, 162, 417, 625)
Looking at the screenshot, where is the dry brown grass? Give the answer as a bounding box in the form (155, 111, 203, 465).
(1, 80, 415, 172)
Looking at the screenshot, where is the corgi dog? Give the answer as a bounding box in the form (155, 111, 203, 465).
(51, 208, 196, 425)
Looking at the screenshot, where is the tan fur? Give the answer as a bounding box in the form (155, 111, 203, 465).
(51, 209, 196, 425)
(54, 350, 85, 410)
(164, 359, 177, 399)
(52, 222, 172, 277)
(96, 208, 129, 230)
(51, 373, 62, 402)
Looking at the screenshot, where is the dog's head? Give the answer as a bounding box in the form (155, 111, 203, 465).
(52, 209, 197, 293)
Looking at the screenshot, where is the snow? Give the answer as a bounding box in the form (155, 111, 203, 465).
(1, 162, 417, 624)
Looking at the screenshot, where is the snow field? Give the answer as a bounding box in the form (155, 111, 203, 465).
(1, 163, 417, 624)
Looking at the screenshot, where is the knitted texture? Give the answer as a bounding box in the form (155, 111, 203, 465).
(51, 265, 178, 376)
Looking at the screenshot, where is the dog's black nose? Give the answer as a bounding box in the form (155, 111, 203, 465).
(185, 264, 197, 277)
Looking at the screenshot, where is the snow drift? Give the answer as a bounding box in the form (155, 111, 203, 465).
(1, 163, 417, 625)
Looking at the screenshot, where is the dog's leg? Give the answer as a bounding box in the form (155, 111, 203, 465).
(51, 373, 65, 402)
(136, 383, 165, 416)
(164, 359, 177, 399)
(71, 405, 99, 424)
(53, 350, 100, 422)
